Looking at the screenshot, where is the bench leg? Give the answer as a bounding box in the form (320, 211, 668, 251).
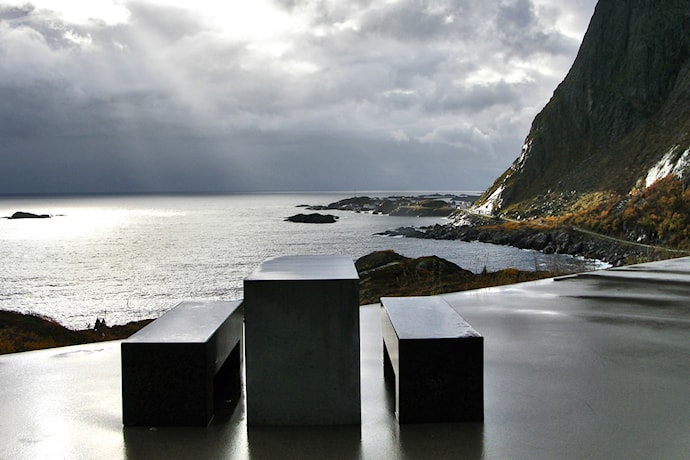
(213, 342, 242, 420)
(382, 340, 399, 415)
(383, 340, 395, 384)
(214, 343, 241, 404)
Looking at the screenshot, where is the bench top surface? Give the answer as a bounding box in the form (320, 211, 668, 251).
(382, 296, 481, 340)
(125, 300, 242, 344)
(246, 255, 359, 281)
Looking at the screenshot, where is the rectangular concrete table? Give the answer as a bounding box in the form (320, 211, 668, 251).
(381, 296, 483, 423)
(244, 255, 361, 425)
(121, 300, 244, 426)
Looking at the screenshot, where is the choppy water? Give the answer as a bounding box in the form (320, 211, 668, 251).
(0, 193, 601, 328)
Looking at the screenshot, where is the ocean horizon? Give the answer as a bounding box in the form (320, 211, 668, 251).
(0, 192, 601, 329)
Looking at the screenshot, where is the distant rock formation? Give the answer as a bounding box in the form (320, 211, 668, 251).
(374, 226, 426, 238)
(285, 213, 339, 224)
(307, 194, 478, 217)
(8, 211, 50, 219)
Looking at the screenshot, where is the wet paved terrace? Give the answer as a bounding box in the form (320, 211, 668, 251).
(1, 257, 688, 459)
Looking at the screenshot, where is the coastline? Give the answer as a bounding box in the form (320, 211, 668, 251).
(312, 195, 687, 267)
(1, 192, 584, 329)
(3, 192, 681, 353)
(413, 222, 678, 267)
(1, 249, 563, 354)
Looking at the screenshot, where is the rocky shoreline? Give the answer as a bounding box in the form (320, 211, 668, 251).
(380, 221, 678, 267)
(310, 195, 684, 267)
(443, 225, 640, 266)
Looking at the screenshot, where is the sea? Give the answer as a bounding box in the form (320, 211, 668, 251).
(0, 193, 603, 329)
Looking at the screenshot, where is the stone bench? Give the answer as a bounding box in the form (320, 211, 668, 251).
(244, 255, 361, 425)
(381, 296, 483, 423)
(121, 300, 243, 426)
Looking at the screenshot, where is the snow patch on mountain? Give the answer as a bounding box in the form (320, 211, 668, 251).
(473, 184, 504, 216)
(645, 145, 690, 188)
(514, 139, 532, 172)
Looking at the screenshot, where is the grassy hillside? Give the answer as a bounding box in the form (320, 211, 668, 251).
(562, 176, 690, 249)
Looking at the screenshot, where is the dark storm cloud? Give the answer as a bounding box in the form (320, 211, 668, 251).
(430, 81, 526, 113)
(0, 0, 598, 193)
(496, 0, 577, 57)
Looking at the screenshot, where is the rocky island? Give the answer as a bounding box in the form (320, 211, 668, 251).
(7, 211, 51, 219)
(306, 193, 479, 217)
(285, 213, 339, 224)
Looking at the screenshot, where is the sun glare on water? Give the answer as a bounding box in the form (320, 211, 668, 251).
(2, 210, 121, 241)
(1, 206, 184, 242)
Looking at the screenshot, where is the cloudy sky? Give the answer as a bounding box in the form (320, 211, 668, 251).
(0, 0, 598, 194)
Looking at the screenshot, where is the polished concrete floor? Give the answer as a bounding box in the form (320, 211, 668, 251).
(1, 257, 689, 459)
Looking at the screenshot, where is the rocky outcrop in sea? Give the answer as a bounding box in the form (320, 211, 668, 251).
(306, 194, 479, 217)
(7, 211, 51, 219)
(285, 213, 339, 224)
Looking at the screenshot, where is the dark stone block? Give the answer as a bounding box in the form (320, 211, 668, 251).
(121, 300, 243, 427)
(244, 255, 361, 425)
(381, 296, 484, 424)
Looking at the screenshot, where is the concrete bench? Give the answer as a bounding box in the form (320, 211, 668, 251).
(121, 300, 243, 426)
(244, 255, 361, 425)
(381, 296, 483, 423)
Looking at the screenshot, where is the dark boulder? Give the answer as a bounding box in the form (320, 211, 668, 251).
(355, 249, 408, 273)
(531, 232, 550, 251)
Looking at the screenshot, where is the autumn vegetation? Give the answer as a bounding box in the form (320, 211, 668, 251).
(479, 176, 690, 262)
(562, 177, 690, 249)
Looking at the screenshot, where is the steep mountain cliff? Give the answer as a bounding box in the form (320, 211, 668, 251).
(474, 0, 690, 218)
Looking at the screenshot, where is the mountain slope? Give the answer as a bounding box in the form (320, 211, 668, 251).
(474, 0, 690, 217)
